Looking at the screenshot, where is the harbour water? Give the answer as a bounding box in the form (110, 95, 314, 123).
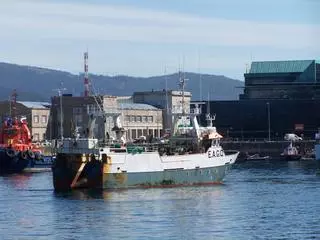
(1, 160, 320, 239)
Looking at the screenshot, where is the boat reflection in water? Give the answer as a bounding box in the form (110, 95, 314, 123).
(53, 185, 227, 203)
(4, 174, 32, 189)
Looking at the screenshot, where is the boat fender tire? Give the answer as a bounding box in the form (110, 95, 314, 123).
(35, 152, 41, 160)
(6, 149, 16, 158)
(20, 151, 28, 160)
(27, 150, 35, 159)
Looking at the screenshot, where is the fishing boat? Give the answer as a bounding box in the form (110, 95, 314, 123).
(52, 77, 239, 191)
(53, 121, 239, 191)
(0, 116, 49, 173)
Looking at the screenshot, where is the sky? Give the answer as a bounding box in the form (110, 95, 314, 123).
(0, 0, 319, 80)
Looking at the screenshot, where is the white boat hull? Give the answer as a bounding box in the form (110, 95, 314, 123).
(53, 150, 239, 190)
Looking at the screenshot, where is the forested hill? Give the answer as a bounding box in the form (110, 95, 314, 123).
(0, 62, 243, 101)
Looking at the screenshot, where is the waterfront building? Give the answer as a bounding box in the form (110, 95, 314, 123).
(50, 95, 163, 141)
(0, 101, 50, 142)
(133, 90, 192, 132)
(199, 60, 320, 140)
(241, 60, 320, 100)
(117, 96, 163, 140)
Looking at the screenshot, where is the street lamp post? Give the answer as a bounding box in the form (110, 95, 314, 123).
(59, 92, 63, 140)
(54, 86, 66, 141)
(267, 102, 270, 141)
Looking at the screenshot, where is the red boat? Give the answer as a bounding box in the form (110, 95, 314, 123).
(0, 116, 43, 173)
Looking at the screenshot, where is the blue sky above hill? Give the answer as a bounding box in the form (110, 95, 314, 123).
(0, 0, 319, 80)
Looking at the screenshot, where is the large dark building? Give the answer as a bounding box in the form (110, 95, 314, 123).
(200, 60, 320, 140)
(241, 60, 320, 100)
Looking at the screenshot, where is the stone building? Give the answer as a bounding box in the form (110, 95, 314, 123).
(50, 94, 163, 141)
(118, 97, 163, 140)
(0, 101, 51, 142)
(132, 90, 192, 132)
(50, 95, 99, 140)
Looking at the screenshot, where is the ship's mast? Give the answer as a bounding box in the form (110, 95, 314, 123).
(198, 51, 202, 101)
(53, 85, 66, 141)
(179, 71, 188, 115)
(84, 51, 90, 97)
(165, 66, 169, 113)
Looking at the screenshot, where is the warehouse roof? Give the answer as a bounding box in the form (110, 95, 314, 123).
(17, 101, 51, 109)
(118, 103, 159, 110)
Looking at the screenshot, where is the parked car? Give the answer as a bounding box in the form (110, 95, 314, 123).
(284, 133, 303, 141)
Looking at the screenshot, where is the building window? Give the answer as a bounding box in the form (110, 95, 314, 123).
(137, 116, 142, 122)
(125, 115, 130, 122)
(131, 129, 137, 139)
(130, 116, 135, 122)
(34, 115, 39, 123)
(34, 133, 39, 141)
(74, 115, 83, 125)
(143, 129, 148, 136)
(149, 129, 153, 136)
(160, 129, 163, 137)
(127, 129, 131, 140)
(143, 116, 148, 122)
(73, 107, 82, 114)
(87, 104, 101, 114)
(41, 115, 47, 123)
(148, 116, 153, 122)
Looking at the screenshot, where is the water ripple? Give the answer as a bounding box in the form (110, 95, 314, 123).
(0, 161, 320, 239)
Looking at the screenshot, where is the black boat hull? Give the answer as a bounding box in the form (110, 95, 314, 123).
(0, 149, 30, 174)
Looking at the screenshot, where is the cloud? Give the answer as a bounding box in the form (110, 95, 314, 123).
(0, 0, 318, 79)
(0, 0, 319, 49)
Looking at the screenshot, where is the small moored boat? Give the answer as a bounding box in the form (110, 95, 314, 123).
(0, 116, 48, 174)
(246, 153, 270, 161)
(280, 141, 301, 161)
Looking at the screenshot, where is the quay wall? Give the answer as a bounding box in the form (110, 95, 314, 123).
(221, 140, 315, 160)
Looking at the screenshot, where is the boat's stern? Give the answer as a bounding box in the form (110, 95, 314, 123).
(52, 153, 103, 191)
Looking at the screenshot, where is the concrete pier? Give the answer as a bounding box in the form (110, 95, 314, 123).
(221, 140, 315, 161)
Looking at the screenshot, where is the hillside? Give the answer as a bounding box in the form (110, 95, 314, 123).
(0, 62, 244, 101)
